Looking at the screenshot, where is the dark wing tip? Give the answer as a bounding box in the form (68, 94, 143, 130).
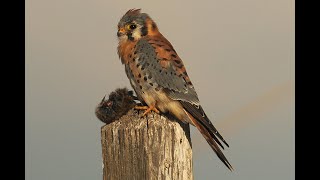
(180, 101, 229, 149)
(197, 105, 231, 148)
(222, 139, 230, 148)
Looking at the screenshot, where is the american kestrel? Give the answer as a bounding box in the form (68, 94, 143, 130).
(116, 9, 233, 170)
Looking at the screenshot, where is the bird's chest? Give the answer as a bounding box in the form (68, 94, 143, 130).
(121, 39, 171, 110)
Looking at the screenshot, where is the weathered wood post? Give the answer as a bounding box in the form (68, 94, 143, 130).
(101, 109, 193, 180)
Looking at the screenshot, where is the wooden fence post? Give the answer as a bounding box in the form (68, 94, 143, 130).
(101, 109, 193, 180)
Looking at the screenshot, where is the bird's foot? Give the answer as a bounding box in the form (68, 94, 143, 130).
(134, 105, 160, 116)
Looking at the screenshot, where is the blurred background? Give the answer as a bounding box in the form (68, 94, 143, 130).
(26, 0, 294, 179)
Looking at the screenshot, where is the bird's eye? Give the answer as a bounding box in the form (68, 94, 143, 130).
(129, 24, 137, 30)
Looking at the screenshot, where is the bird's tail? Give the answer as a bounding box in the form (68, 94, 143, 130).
(185, 110, 233, 171)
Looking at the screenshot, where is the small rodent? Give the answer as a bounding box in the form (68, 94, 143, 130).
(95, 88, 137, 124)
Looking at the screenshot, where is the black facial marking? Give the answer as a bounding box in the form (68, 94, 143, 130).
(171, 54, 177, 58)
(127, 32, 134, 41)
(149, 83, 153, 86)
(141, 25, 148, 36)
(165, 49, 171, 52)
(152, 22, 157, 30)
(144, 77, 147, 81)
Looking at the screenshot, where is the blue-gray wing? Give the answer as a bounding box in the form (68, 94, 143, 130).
(134, 38, 200, 105)
(134, 38, 230, 149)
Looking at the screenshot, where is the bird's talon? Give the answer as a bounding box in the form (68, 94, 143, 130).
(134, 105, 159, 116)
(134, 105, 149, 110)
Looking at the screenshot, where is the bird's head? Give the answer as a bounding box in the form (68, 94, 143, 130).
(117, 9, 159, 42)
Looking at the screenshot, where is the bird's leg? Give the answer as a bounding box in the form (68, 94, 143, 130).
(134, 105, 160, 116)
(142, 105, 160, 116)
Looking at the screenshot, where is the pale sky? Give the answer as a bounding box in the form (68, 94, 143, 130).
(26, 0, 294, 179)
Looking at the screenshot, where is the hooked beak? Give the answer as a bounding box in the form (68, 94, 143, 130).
(117, 27, 126, 37)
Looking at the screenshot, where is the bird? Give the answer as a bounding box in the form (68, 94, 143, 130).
(95, 88, 137, 124)
(116, 9, 233, 171)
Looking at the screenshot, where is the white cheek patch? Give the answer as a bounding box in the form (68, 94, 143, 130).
(131, 22, 143, 40)
(118, 35, 128, 42)
(131, 29, 142, 39)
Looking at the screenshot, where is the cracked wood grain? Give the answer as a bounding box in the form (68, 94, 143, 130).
(101, 109, 193, 180)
